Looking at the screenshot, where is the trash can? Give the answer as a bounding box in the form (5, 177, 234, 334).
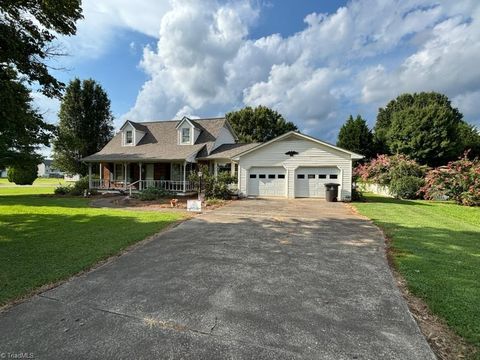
(325, 183, 340, 202)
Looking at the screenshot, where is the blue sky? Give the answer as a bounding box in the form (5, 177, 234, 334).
(38, 0, 480, 151)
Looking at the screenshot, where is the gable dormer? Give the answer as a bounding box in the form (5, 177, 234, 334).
(120, 120, 145, 146)
(176, 116, 200, 145)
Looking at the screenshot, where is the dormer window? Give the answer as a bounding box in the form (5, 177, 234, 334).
(126, 130, 133, 144)
(181, 128, 190, 144)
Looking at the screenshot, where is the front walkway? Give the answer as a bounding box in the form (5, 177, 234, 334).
(0, 199, 434, 359)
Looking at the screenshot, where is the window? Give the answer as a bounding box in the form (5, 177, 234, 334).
(308, 174, 315, 179)
(318, 174, 327, 179)
(218, 163, 231, 174)
(115, 164, 124, 181)
(297, 174, 305, 179)
(126, 130, 133, 144)
(268, 174, 275, 179)
(330, 174, 338, 179)
(250, 174, 257, 179)
(278, 174, 285, 179)
(181, 128, 190, 143)
(259, 174, 266, 179)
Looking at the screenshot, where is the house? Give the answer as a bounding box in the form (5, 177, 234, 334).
(38, 160, 64, 178)
(83, 117, 363, 201)
(0, 168, 7, 178)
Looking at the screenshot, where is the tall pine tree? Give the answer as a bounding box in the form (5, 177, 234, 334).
(337, 115, 374, 159)
(53, 79, 114, 175)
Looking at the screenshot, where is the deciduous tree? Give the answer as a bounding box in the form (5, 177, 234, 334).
(226, 106, 297, 143)
(374, 92, 464, 166)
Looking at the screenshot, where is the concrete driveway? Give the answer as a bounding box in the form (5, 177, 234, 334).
(0, 199, 434, 359)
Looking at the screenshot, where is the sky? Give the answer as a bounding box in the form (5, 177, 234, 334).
(36, 0, 480, 155)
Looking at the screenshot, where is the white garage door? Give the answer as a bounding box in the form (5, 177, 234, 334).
(295, 167, 340, 198)
(248, 167, 286, 197)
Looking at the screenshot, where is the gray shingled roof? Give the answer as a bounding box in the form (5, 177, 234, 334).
(83, 118, 227, 162)
(198, 143, 260, 160)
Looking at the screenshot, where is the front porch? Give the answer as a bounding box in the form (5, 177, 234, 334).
(88, 161, 196, 195)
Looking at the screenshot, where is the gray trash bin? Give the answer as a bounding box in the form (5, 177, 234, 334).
(325, 183, 340, 202)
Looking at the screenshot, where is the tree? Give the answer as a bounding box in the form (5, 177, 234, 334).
(53, 79, 114, 176)
(0, 0, 83, 97)
(337, 115, 374, 159)
(226, 106, 297, 143)
(0, 68, 54, 167)
(457, 121, 480, 158)
(374, 92, 464, 166)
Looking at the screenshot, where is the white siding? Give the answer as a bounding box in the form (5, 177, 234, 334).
(177, 123, 194, 145)
(238, 136, 353, 201)
(37, 163, 46, 177)
(121, 123, 144, 146)
(212, 126, 236, 151)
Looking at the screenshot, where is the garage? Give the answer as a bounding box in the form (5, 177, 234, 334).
(295, 167, 340, 198)
(234, 132, 363, 201)
(248, 167, 286, 197)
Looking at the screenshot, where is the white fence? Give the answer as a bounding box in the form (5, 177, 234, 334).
(357, 182, 392, 197)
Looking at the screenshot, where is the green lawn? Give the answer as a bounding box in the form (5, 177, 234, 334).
(0, 191, 185, 306)
(0, 178, 67, 187)
(353, 195, 480, 351)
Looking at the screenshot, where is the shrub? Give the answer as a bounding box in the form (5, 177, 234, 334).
(69, 176, 90, 196)
(133, 187, 172, 201)
(188, 165, 236, 200)
(351, 186, 365, 202)
(54, 185, 72, 195)
(390, 176, 424, 199)
(354, 154, 427, 199)
(354, 154, 427, 186)
(205, 198, 225, 206)
(7, 163, 38, 185)
(422, 154, 480, 206)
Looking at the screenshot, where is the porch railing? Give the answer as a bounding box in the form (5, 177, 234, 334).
(90, 179, 195, 193)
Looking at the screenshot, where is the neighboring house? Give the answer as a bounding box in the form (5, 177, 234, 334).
(0, 168, 7, 178)
(64, 174, 81, 182)
(38, 160, 64, 178)
(83, 117, 363, 201)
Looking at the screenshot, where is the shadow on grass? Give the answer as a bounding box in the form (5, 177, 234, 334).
(0, 194, 91, 208)
(360, 195, 431, 206)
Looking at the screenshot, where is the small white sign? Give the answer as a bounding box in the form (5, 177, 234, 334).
(187, 200, 202, 212)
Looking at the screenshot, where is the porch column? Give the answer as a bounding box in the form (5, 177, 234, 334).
(214, 160, 218, 177)
(124, 162, 128, 190)
(88, 163, 92, 189)
(99, 163, 103, 186)
(183, 161, 187, 192)
(139, 162, 142, 190)
(231, 161, 235, 176)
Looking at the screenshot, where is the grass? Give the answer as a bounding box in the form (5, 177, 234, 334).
(0, 189, 185, 306)
(352, 194, 480, 352)
(0, 178, 67, 187)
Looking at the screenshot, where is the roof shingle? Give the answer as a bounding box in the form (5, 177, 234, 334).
(83, 118, 227, 162)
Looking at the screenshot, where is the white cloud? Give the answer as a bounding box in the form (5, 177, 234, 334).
(360, 9, 480, 104)
(57, 0, 171, 60)
(31, 93, 61, 125)
(43, 0, 480, 139)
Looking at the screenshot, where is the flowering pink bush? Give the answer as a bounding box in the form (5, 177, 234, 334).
(422, 154, 480, 206)
(354, 154, 427, 199)
(354, 154, 426, 186)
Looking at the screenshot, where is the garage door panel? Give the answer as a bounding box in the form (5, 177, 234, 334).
(248, 167, 286, 197)
(295, 167, 339, 198)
